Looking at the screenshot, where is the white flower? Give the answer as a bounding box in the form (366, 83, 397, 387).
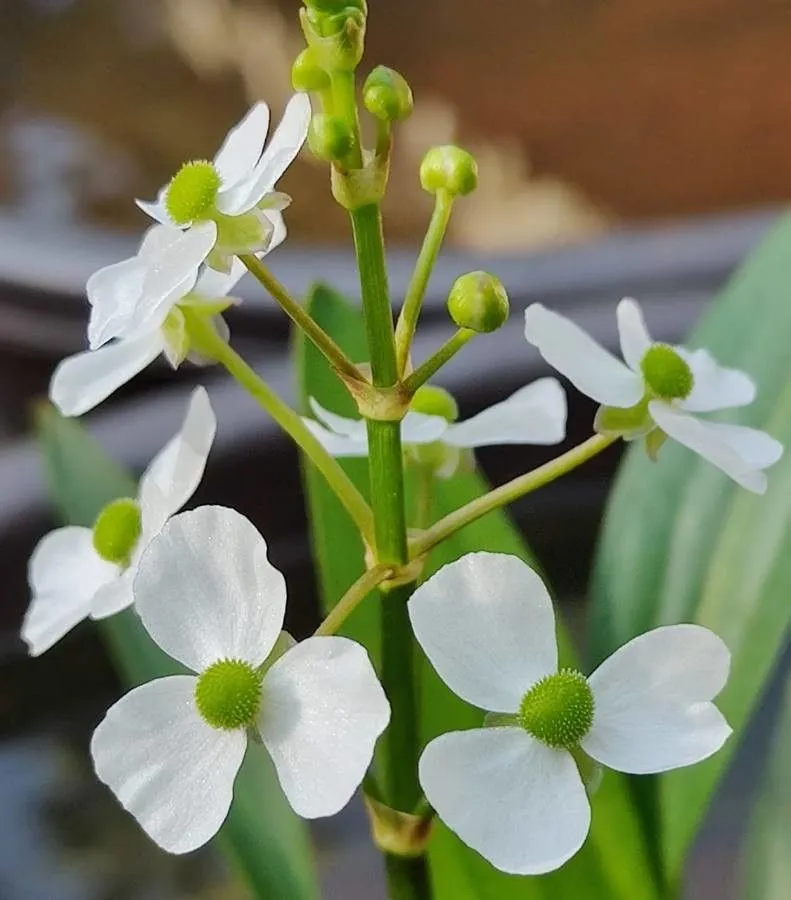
(136, 97, 310, 270)
(409, 551, 731, 875)
(524, 298, 783, 493)
(90, 505, 390, 854)
(22, 387, 216, 656)
(303, 378, 567, 477)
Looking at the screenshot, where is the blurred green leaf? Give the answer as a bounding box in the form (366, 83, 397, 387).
(297, 284, 658, 900)
(591, 213, 791, 877)
(36, 405, 318, 900)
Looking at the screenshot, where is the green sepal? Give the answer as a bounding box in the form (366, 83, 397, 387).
(594, 398, 652, 439)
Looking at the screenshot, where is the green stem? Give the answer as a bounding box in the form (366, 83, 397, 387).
(331, 70, 363, 169)
(185, 313, 375, 547)
(240, 254, 363, 384)
(395, 190, 454, 374)
(315, 563, 393, 636)
(409, 433, 617, 558)
(349, 202, 427, 898)
(402, 328, 474, 395)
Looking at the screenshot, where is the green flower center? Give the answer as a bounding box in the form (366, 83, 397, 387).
(410, 385, 459, 422)
(640, 344, 694, 401)
(519, 669, 595, 749)
(164, 160, 221, 225)
(195, 659, 262, 730)
(92, 498, 142, 566)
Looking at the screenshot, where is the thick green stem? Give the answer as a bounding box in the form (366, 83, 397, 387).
(349, 202, 427, 899)
(402, 328, 474, 395)
(240, 254, 363, 384)
(185, 313, 375, 547)
(395, 191, 454, 374)
(410, 433, 616, 559)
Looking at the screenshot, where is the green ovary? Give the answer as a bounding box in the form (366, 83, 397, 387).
(92, 498, 142, 566)
(519, 669, 595, 749)
(195, 659, 262, 730)
(164, 160, 221, 225)
(640, 344, 694, 401)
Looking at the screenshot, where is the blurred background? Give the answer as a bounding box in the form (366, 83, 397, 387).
(1, 0, 790, 897)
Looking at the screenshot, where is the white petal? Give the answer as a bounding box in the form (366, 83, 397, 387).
(616, 298, 653, 371)
(23, 527, 117, 655)
(263, 209, 287, 252)
(135, 193, 174, 227)
(218, 94, 311, 215)
(443, 378, 567, 448)
(134, 506, 286, 671)
(419, 728, 590, 875)
(258, 636, 389, 818)
(49, 333, 164, 417)
(582, 624, 731, 774)
(193, 255, 247, 299)
(677, 347, 757, 412)
(213, 102, 270, 188)
(408, 552, 558, 713)
(302, 418, 369, 457)
(399, 411, 449, 445)
(91, 567, 135, 619)
(91, 676, 246, 854)
(87, 257, 147, 349)
(649, 403, 781, 493)
(308, 397, 368, 440)
(524, 304, 643, 407)
(138, 387, 217, 539)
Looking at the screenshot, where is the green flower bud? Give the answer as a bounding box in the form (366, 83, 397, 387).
(92, 498, 142, 566)
(363, 66, 414, 122)
(302, 0, 366, 13)
(410, 385, 459, 422)
(308, 113, 353, 161)
(519, 669, 595, 750)
(420, 145, 478, 197)
(640, 344, 694, 401)
(164, 160, 220, 225)
(447, 271, 509, 333)
(195, 659, 263, 730)
(291, 48, 330, 92)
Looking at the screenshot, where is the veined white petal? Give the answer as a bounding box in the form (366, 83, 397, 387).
(258, 636, 389, 818)
(616, 298, 653, 371)
(90, 567, 135, 619)
(23, 527, 117, 655)
(582, 624, 731, 774)
(677, 347, 757, 412)
(134, 506, 286, 671)
(525, 304, 643, 407)
(49, 333, 164, 417)
(138, 387, 217, 540)
(308, 397, 368, 440)
(91, 676, 246, 854)
(213, 102, 270, 188)
(443, 378, 567, 448)
(87, 257, 147, 349)
(649, 403, 781, 493)
(408, 552, 558, 713)
(135, 193, 174, 227)
(302, 418, 369, 457)
(419, 728, 590, 875)
(263, 209, 287, 254)
(399, 411, 449, 446)
(218, 94, 311, 216)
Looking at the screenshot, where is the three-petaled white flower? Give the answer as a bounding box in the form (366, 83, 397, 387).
(409, 552, 731, 875)
(136, 96, 310, 271)
(304, 378, 567, 478)
(91, 505, 390, 854)
(23, 387, 216, 656)
(524, 298, 783, 493)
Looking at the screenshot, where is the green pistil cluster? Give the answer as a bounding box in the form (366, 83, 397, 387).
(92, 498, 142, 566)
(640, 344, 694, 401)
(195, 659, 263, 730)
(519, 669, 595, 750)
(165, 160, 221, 225)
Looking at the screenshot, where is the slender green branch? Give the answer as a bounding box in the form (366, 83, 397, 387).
(409, 433, 617, 558)
(402, 328, 474, 395)
(240, 254, 363, 384)
(395, 190, 454, 374)
(315, 564, 393, 636)
(185, 312, 375, 547)
(331, 70, 363, 169)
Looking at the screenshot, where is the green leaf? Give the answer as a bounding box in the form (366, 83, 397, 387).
(296, 284, 658, 900)
(35, 405, 318, 900)
(740, 678, 791, 900)
(591, 213, 791, 877)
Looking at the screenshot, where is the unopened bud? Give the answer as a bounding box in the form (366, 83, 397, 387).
(420, 145, 478, 197)
(447, 271, 509, 333)
(410, 385, 459, 422)
(291, 48, 329, 92)
(302, 0, 366, 13)
(363, 66, 413, 122)
(308, 113, 353, 161)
